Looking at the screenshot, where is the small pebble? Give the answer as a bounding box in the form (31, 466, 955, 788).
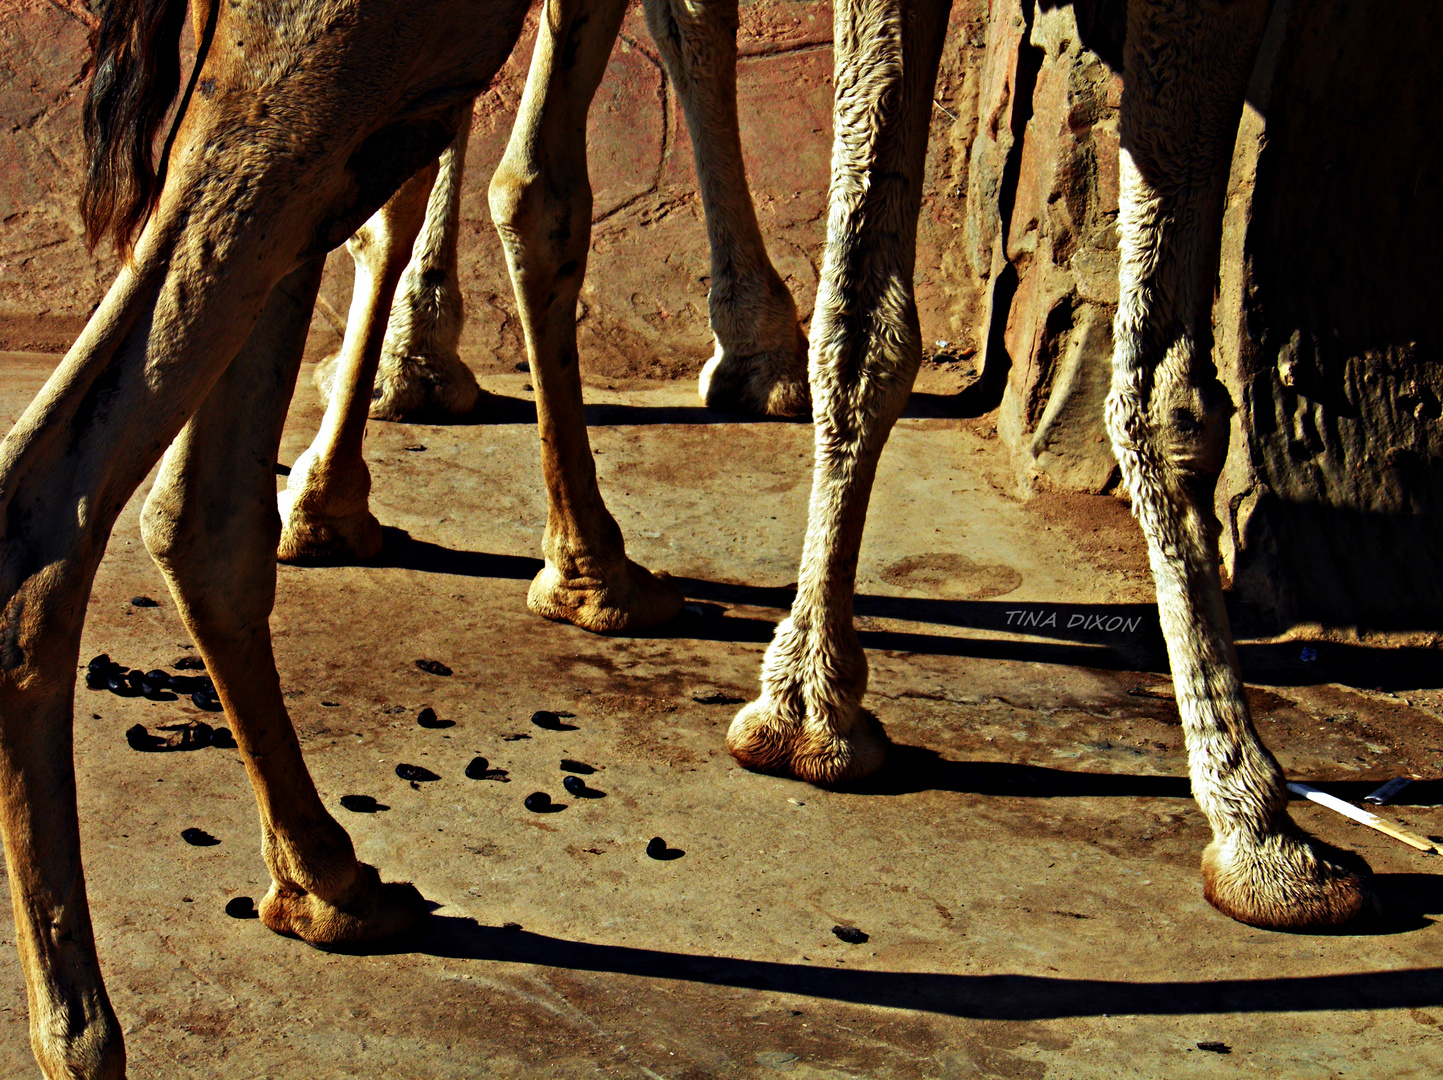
(832, 925, 868, 944)
(224, 896, 257, 919)
(559, 759, 595, 774)
(646, 837, 668, 859)
(395, 763, 440, 783)
(1196, 1042, 1231, 1055)
(173, 655, 206, 671)
(417, 707, 452, 729)
(403, 444, 427, 452)
(562, 775, 586, 797)
(130, 596, 159, 608)
(340, 794, 381, 813)
(524, 791, 552, 812)
(415, 659, 452, 676)
(464, 756, 490, 779)
(191, 690, 223, 712)
(181, 827, 219, 847)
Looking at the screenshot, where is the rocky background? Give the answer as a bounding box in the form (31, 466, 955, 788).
(3, 0, 1439, 633)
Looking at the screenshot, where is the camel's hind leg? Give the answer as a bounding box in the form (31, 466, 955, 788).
(490, 0, 684, 632)
(728, 0, 950, 783)
(643, 0, 810, 417)
(1109, 0, 1371, 929)
(314, 107, 484, 423)
(279, 164, 440, 564)
(147, 260, 427, 946)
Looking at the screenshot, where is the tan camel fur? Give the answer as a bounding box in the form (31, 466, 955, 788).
(729, 0, 1373, 933)
(278, 0, 811, 590)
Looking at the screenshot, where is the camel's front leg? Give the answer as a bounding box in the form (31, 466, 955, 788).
(315, 106, 484, 422)
(489, 0, 684, 632)
(1108, 0, 1371, 929)
(728, 0, 950, 783)
(147, 261, 427, 945)
(642, 0, 810, 417)
(279, 163, 440, 564)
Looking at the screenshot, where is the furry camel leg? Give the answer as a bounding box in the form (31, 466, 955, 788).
(489, 0, 684, 633)
(1109, 0, 1371, 930)
(279, 164, 440, 564)
(314, 106, 484, 422)
(642, 0, 810, 417)
(728, 0, 950, 784)
(145, 260, 427, 948)
(0, 3, 528, 1072)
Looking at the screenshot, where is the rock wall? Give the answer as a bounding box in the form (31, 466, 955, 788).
(973, 0, 1443, 630)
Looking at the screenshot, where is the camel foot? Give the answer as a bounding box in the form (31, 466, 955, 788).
(527, 557, 684, 633)
(32, 1012, 125, 1080)
(727, 694, 889, 786)
(259, 862, 428, 949)
(698, 325, 810, 418)
(314, 348, 481, 421)
(1202, 825, 1376, 930)
(276, 488, 383, 565)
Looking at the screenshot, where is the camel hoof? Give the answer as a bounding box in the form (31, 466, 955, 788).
(727, 696, 889, 786)
(368, 348, 481, 421)
(698, 326, 810, 418)
(1201, 826, 1376, 930)
(526, 558, 684, 633)
(277, 493, 383, 565)
(259, 862, 428, 949)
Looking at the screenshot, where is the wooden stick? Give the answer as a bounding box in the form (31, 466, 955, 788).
(1287, 782, 1438, 854)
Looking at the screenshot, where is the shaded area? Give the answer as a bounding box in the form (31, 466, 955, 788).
(368, 534, 1443, 689)
(397, 918, 1443, 1020)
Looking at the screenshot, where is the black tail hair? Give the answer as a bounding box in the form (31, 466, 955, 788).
(80, 0, 190, 258)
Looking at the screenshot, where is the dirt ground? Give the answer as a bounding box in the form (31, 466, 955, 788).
(2, 343, 1442, 1078)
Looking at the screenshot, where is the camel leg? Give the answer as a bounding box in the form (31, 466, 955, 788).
(727, 0, 950, 783)
(146, 259, 427, 946)
(642, 0, 810, 417)
(278, 163, 440, 564)
(1107, 0, 1371, 929)
(490, 0, 685, 632)
(314, 105, 485, 423)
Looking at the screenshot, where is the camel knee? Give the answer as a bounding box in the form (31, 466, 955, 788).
(1107, 364, 1234, 512)
(488, 164, 589, 272)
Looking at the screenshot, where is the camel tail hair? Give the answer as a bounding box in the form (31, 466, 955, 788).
(80, 0, 196, 260)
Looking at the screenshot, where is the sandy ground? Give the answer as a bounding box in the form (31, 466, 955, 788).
(1, 349, 1442, 1078)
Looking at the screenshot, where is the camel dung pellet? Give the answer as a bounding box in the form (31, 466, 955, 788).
(130, 595, 159, 607)
(340, 794, 380, 813)
(646, 837, 667, 859)
(414, 659, 452, 676)
(523, 791, 551, 812)
(417, 707, 452, 729)
(85, 669, 108, 690)
(224, 896, 257, 919)
(173, 655, 206, 671)
(562, 775, 586, 796)
(191, 690, 223, 712)
(464, 757, 490, 779)
(559, 759, 595, 774)
(87, 654, 113, 674)
(145, 669, 172, 687)
(211, 727, 237, 749)
(530, 710, 561, 730)
(395, 763, 440, 783)
(831, 925, 868, 944)
(181, 827, 219, 847)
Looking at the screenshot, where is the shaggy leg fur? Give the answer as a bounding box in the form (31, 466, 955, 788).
(642, 0, 810, 417)
(314, 108, 483, 422)
(145, 261, 427, 951)
(490, 0, 684, 633)
(279, 165, 439, 564)
(0, 2, 527, 1074)
(1108, 0, 1372, 930)
(729, 0, 949, 783)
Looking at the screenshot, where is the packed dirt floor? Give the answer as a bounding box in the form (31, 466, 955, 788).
(2, 341, 1442, 1079)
